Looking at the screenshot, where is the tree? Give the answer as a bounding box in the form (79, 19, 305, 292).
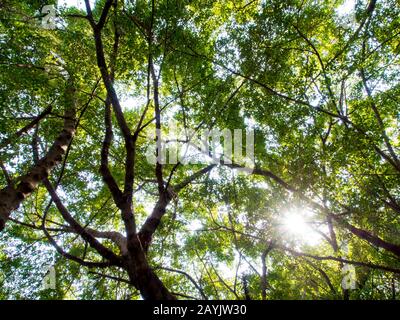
(0, 0, 399, 300)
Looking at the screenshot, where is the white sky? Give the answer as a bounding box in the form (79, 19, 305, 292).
(336, 0, 356, 16)
(58, 0, 95, 10)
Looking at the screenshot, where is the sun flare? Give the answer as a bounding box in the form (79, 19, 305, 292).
(281, 209, 322, 246)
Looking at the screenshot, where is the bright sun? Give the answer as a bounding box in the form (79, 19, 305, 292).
(281, 209, 322, 246)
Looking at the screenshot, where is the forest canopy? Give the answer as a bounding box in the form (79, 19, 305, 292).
(0, 0, 399, 300)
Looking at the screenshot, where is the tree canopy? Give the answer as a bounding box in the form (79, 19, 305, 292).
(0, 0, 399, 300)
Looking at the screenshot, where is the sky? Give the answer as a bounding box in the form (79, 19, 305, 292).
(58, 0, 95, 10)
(336, 0, 356, 16)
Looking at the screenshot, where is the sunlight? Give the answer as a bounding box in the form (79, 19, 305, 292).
(281, 208, 322, 246)
(283, 211, 309, 235)
(187, 219, 203, 232)
(336, 0, 355, 16)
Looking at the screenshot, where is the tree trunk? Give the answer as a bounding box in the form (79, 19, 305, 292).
(126, 238, 176, 300)
(0, 85, 76, 231)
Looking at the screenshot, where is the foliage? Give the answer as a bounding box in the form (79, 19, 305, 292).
(0, 0, 399, 300)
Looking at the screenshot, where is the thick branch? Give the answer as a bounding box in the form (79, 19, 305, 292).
(43, 178, 122, 266)
(0, 84, 76, 231)
(138, 164, 216, 251)
(87, 2, 136, 239)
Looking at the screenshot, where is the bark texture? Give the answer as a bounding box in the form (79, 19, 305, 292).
(0, 84, 76, 231)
